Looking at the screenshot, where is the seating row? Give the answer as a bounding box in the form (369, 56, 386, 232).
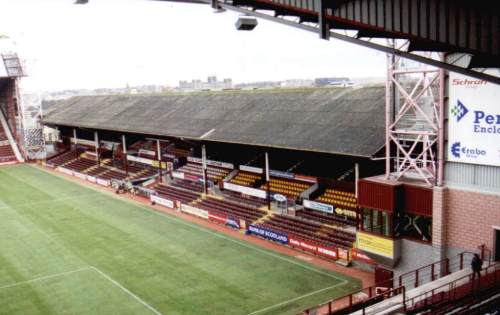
(230, 171, 261, 186)
(221, 190, 267, 208)
(178, 163, 229, 182)
(195, 197, 266, 222)
(64, 158, 96, 172)
(154, 183, 201, 204)
(47, 150, 78, 166)
(0, 145, 16, 162)
(297, 208, 357, 226)
(171, 179, 204, 192)
(260, 214, 355, 249)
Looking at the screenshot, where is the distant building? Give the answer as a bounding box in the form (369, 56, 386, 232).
(234, 81, 282, 90)
(178, 76, 233, 91)
(314, 77, 353, 87)
(284, 79, 314, 88)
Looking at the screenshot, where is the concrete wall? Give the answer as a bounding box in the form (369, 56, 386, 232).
(393, 239, 435, 280)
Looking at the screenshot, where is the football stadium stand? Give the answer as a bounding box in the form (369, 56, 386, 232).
(261, 177, 312, 200)
(194, 196, 267, 222)
(230, 171, 261, 187)
(256, 214, 356, 248)
(297, 207, 357, 226)
(177, 162, 229, 183)
(153, 183, 201, 204)
(41, 87, 385, 264)
(0, 119, 19, 163)
(0, 143, 16, 163)
(317, 188, 357, 209)
(170, 179, 204, 192)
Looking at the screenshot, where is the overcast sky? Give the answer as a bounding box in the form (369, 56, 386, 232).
(0, 0, 386, 92)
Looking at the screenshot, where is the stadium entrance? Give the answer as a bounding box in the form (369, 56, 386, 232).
(495, 227, 500, 262)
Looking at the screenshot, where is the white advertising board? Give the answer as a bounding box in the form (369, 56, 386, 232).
(127, 155, 154, 166)
(223, 182, 267, 199)
(172, 171, 185, 180)
(448, 71, 500, 167)
(74, 172, 86, 180)
(180, 204, 209, 219)
(138, 149, 156, 157)
(150, 195, 174, 209)
(97, 178, 110, 187)
(86, 175, 97, 183)
(57, 167, 73, 176)
(70, 137, 96, 147)
(239, 165, 263, 174)
(303, 199, 334, 214)
(187, 157, 234, 169)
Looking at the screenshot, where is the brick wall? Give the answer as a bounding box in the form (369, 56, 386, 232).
(444, 187, 500, 253)
(432, 186, 447, 262)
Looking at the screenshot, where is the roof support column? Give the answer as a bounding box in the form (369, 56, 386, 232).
(94, 131, 100, 166)
(437, 55, 446, 187)
(265, 152, 270, 210)
(385, 43, 394, 179)
(157, 139, 162, 182)
(122, 135, 128, 176)
(202, 145, 208, 194)
(73, 128, 78, 158)
(315, 0, 330, 40)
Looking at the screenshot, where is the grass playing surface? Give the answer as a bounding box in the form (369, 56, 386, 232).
(0, 165, 361, 315)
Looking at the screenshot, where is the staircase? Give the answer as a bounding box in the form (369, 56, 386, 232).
(254, 212, 274, 224)
(0, 104, 23, 164)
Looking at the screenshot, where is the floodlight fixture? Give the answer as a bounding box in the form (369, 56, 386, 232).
(235, 15, 258, 31)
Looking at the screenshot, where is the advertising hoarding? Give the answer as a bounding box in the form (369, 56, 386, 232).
(448, 72, 500, 167)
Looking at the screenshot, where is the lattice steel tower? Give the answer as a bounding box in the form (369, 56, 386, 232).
(385, 41, 445, 186)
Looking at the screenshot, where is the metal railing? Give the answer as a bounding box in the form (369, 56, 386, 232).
(397, 252, 477, 290)
(405, 262, 500, 312)
(300, 249, 488, 315)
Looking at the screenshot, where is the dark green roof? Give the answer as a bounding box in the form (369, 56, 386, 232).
(43, 86, 386, 157)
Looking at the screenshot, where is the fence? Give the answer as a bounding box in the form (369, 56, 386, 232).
(405, 263, 500, 313)
(300, 250, 488, 315)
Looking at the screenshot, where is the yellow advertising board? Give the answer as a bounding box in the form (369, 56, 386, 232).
(151, 161, 168, 169)
(356, 231, 394, 259)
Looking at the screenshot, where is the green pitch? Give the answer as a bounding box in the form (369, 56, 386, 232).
(0, 165, 360, 315)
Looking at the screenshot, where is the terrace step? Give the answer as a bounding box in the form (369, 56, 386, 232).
(254, 212, 274, 225)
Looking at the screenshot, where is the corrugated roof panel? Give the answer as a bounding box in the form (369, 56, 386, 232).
(43, 86, 386, 157)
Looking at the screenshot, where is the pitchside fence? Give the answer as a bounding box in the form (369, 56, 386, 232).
(301, 249, 495, 315)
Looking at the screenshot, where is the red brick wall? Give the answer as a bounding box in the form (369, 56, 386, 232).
(445, 188, 500, 252)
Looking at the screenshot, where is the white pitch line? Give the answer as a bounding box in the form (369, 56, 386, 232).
(134, 201, 345, 281)
(0, 266, 92, 290)
(246, 281, 347, 315)
(35, 165, 350, 281)
(90, 266, 163, 315)
(91, 187, 347, 281)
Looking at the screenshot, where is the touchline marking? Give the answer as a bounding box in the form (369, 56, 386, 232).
(35, 165, 349, 281)
(90, 266, 163, 315)
(246, 282, 347, 315)
(0, 267, 92, 290)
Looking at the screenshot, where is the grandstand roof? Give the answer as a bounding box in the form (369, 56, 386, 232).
(43, 86, 385, 157)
